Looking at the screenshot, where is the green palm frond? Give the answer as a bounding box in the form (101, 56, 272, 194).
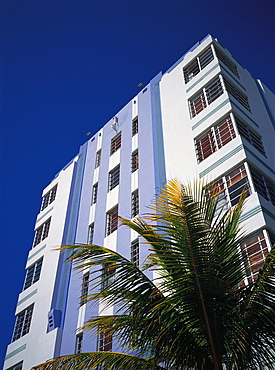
(35, 179, 275, 370)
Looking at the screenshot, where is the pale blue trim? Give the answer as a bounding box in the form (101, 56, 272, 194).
(36, 206, 54, 223)
(230, 101, 259, 127)
(27, 244, 46, 261)
(186, 63, 219, 93)
(199, 144, 244, 178)
(5, 344, 26, 360)
(17, 289, 37, 306)
(192, 98, 230, 131)
(244, 145, 275, 175)
(239, 205, 262, 223)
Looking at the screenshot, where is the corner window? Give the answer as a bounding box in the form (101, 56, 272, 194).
(109, 166, 120, 191)
(214, 45, 239, 77)
(195, 115, 236, 162)
(223, 77, 251, 111)
(183, 46, 214, 84)
(241, 231, 269, 283)
(250, 167, 275, 206)
(12, 304, 34, 342)
(41, 184, 57, 211)
(235, 117, 266, 156)
(189, 76, 224, 118)
(33, 218, 51, 247)
(110, 132, 121, 155)
(106, 205, 118, 236)
(23, 257, 43, 290)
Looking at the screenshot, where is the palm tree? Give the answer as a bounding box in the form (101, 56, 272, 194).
(33, 179, 275, 370)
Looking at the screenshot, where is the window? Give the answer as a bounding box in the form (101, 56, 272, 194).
(131, 239, 139, 266)
(131, 150, 139, 172)
(214, 45, 239, 77)
(195, 115, 236, 162)
(92, 183, 98, 204)
(207, 164, 251, 211)
(106, 205, 118, 236)
(131, 190, 139, 217)
(183, 46, 214, 84)
(250, 167, 275, 206)
(12, 304, 34, 342)
(109, 166, 120, 191)
(223, 77, 251, 111)
(98, 331, 112, 351)
(102, 262, 115, 290)
(110, 132, 121, 155)
(241, 231, 269, 283)
(235, 117, 266, 156)
(132, 116, 138, 136)
(23, 257, 43, 290)
(33, 218, 51, 247)
(95, 149, 101, 168)
(6, 362, 23, 370)
(75, 332, 83, 354)
(189, 76, 224, 117)
(88, 223, 94, 244)
(41, 184, 57, 211)
(80, 272, 89, 305)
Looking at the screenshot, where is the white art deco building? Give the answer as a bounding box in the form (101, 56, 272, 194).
(4, 34, 275, 370)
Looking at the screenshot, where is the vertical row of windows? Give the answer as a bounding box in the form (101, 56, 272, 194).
(12, 304, 34, 342)
(23, 257, 43, 290)
(95, 149, 101, 168)
(75, 332, 83, 354)
(41, 184, 57, 211)
(98, 332, 112, 352)
(131, 190, 139, 218)
(33, 218, 51, 247)
(88, 223, 94, 244)
(132, 116, 138, 136)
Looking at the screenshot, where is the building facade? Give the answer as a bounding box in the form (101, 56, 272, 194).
(4, 35, 275, 370)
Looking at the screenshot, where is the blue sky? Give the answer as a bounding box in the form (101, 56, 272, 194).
(0, 0, 274, 365)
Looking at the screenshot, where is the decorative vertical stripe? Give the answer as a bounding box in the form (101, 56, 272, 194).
(5, 344, 27, 360)
(199, 144, 244, 177)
